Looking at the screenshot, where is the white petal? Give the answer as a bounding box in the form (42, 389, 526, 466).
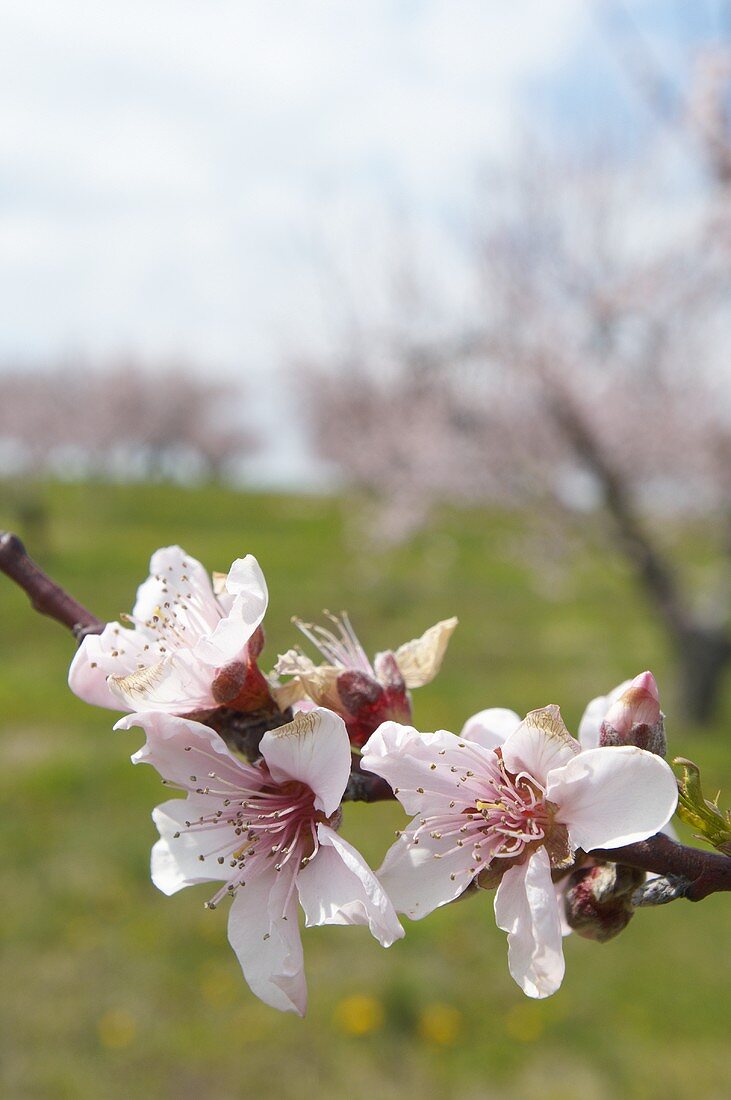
(68, 622, 147, 709)
(133, 546, 219, 632)
(553, 875, 574, 938)
(227, 868, 307, 1015)
(259, 709, 351, 817)
(546, 746, 679, 851)
(361, 721, 494, 815)
(148, 796, 239, 895)
(501, 705, 579, 786)
(296, 825, 404, 947)
(494, 849, 565, 999)
(122, 710, 262, 791)
(194, 554, 268, 666)
(223, 554, 268, 612)
(578, 680, 631, 749)
(109, 648, 216, 713)
(150, 837, 191, 896)
(376, 824, 479, 920)
(461, 708, 521, 750)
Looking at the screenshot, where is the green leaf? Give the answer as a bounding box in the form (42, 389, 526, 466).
(672, 758, 731, 855)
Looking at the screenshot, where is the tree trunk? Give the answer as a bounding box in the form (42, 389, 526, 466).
(545, 384, 731, 726)
(674, 625, 731, 725)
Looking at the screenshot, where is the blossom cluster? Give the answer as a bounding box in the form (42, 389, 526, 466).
(70, 546, 679, 1014)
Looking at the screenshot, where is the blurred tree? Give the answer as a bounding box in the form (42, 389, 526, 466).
(298, 11, 731, 724)
(0, 358, 257, 485)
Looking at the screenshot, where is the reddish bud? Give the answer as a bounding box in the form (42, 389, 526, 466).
(600, 671, 666, 755)
(212, 657, 273, 712)
(604, 671, 660, 733)
(248, 625, 265, 660)
(211, 661, 249, 704)
(564, 862, 645, 942)
(337, 670, 383, 712)
(334, 668, 412, 748)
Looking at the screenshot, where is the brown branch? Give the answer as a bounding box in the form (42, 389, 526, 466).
(344, 757, 397, 803)
(205, 704, 293, 760)
(0, 531, 105, 639)
(592, 831, 731, 901)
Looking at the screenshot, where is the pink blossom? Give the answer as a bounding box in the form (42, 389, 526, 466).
(361, 706, 677, 998)
(118, 706, 403, 1015)
(69, 545, 269, 714)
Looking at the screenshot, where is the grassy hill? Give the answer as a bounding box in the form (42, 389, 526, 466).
(1, 481, 729, 1099)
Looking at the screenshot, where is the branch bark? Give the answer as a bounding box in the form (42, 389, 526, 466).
(590, 832, 731, 901)
(0, 531, 105, 638)
(344, 755, 396, 803)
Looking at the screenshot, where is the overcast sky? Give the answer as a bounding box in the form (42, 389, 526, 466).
(1, 1, 688, 484)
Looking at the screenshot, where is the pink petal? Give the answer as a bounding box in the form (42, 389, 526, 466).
(546, 746, 679, 851)
(501, 705, 579, 786)
(109, 649, 217, 713)
(376, 824, 479, 920)
(461, 708, 521, 750)
(292, 699, 317, 714)
(123, 710, 262, 791)
(227, 868, 307, 1016)
(494, 848, 565, 998)
(361, 721, 492, 815)
(577, 680, 631, 749)
(259, 709, 351, 817)
(149, 796, 239, 895)
(296, 824, 404, 947)
(68, 622, 147, 709)
(194, 554, 268, 666)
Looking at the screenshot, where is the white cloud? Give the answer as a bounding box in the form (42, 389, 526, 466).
(0, 0, 586, 482)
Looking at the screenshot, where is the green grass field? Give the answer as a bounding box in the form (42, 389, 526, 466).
(1, 481, 729, 1100)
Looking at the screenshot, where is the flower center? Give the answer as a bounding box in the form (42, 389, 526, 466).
(471, 760, 565, 863)
(186, 767, 341, 914)
(121, 564, 224, 659)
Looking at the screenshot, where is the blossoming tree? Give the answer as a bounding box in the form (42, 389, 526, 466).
(296, 18, 731, 726)
(2, 532, 730, 1014)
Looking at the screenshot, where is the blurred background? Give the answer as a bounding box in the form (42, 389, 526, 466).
(1, 2, 730, 1097)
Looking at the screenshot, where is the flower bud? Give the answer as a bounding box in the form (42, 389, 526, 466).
(273, 613, 453, 748)
(337, 669, 383, 711)
(211, 657, 273, 711)
(337, 664, 411, 747)
(564, 862, 645, 942)
(600, 671, 666, 755)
